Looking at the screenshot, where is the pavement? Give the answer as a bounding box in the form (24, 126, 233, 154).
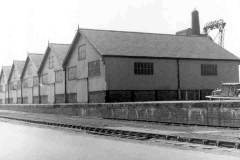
(0, 109, 240, 145)
(1, 120, 240, 160)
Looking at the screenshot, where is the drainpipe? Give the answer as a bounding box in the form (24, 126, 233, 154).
(38, 75, 41, 104)
(7, 83, 10, 104)
(54, 82, 56, 103)
(64, 69, 68, 103)
(32, 85, 34, 104)
(177, 59, 181, 100)
(20, 80, 23, 104)
(87, 77, 89, 103)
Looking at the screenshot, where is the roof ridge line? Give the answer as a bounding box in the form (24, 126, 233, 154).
(79, 27, 208, 38)
(49, 43, 70, 45)
(28, 53, 43, 55)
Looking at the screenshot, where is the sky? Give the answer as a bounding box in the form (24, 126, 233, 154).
(0, 0, 240, 67)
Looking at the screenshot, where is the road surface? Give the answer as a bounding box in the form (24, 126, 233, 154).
(0, 120, 239, 160)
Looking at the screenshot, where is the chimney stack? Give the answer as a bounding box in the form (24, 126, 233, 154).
(192, 9, 200, 35)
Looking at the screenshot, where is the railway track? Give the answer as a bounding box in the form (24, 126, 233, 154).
(0, 115, 239, 150)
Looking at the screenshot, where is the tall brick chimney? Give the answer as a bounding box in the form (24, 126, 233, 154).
(192, 9, 200, 35)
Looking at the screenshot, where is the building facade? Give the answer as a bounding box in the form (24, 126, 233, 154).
(21, 54, 43, 104)
(0, 66, 11, 104)
(7, 61, 25, 104)
(62, 28, 240, 103)
(38, 43, 70, 104)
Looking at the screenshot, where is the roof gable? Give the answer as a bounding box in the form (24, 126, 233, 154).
(21, 53, 44, 79)
(0, 66, 11, 82)
(62, 30, 102, 68)
(8, 60, 25, 82)
(38, 43, 70, 74)
(79, 28, 239, 60)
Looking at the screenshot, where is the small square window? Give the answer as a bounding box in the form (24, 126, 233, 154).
(201, 64, 217, 76)
(33, 76, 38, 86)
(68, 66, 77, 80)
(134, 62, 154, 75)
(88, 60, 101, 77)
(41, 74, 48, 84)
(55, 70, 63, 83)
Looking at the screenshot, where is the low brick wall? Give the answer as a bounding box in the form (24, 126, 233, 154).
(1, 101, 240, 127)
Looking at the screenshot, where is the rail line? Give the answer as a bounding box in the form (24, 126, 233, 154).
(0, 115, 239, 150)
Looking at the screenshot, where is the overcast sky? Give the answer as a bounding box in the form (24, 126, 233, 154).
(0, 0, 239, 66)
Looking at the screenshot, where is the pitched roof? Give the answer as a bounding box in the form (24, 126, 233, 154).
(21, 53, 44, 79)
(38, 43, 70, 74)
(49, 43, 70, 63)
(8, 60, 25, 82)
(63, 28, 240, 67)
(14, 60, 25, 74)
(29, 53, 44, 69)
(0, 66, 11, 81)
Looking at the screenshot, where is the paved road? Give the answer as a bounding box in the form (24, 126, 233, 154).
(0, 121, 239, 160)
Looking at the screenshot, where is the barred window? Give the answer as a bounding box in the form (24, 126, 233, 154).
(88, 60, 100, 77)
(78, 44, 86, 60)
(33, 76, 38, 86)
(134, 62, 154, 75)
(48, 55, 54, 69)
(201, 64, 217, 76)
(68, 66, 77, 80)
(55, 70, 63, 83)
(41, 74, 48, 84)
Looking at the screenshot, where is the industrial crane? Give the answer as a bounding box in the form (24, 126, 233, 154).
(203, 19, 226, 48)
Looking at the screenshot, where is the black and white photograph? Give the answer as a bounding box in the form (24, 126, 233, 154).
(0, 0, 240, 159)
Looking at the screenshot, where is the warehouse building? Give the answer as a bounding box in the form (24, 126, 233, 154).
(38, 43, 70, 103)
(0, 66, 11, 104)
(21, 53, 43, 104)
(62, 27, 239, 103)
(7, 60, 25, 103)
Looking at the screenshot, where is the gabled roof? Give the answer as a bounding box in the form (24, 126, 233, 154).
(0, 66, 11, 82)
(21, 53, 44, 79)
(63, 28, 240, 67)
(38, 43, 70, 75)
(8, 60, 25, 82)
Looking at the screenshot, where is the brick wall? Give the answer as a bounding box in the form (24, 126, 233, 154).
(1, 101, 240, 127)
(89, 91, 106, 103)
(55, 94, 65, 103)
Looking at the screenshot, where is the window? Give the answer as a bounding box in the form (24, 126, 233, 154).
(48, 55, 54, 69)
(41, 74, 48, 84)
(88, 60, 100, 77)
(23, 79, 28, 88)
(78, 44, 86, 60)
(134, 62, 154, 75)
(55, 70, 63, 83)
(9, 82, 16, 90)
(27, 64, 33, 75)
(68, 66, 77, 80)
(17, 80, 21, 89)
(33, 76, 38, 86)
(201, 64, 217, 76)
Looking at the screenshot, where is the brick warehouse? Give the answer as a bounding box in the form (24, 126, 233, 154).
(0, 10, 239, 104)
(0, 66, 11, 104)
(7, 60, 25, 104)
(21, 53, 44, 104)
(62, 28, 239, 103)
(38, 43, 70, 104)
